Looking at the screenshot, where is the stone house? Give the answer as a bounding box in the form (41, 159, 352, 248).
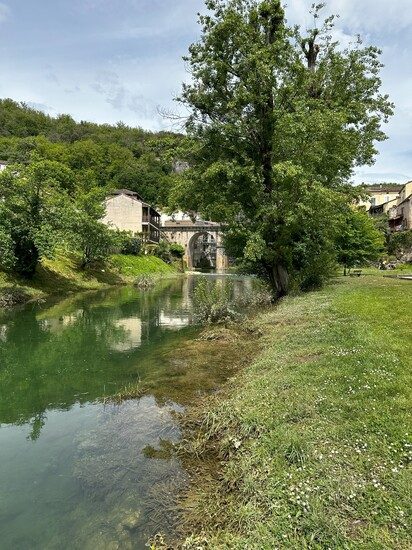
(388, 181, 412, 232)
(102, 189, 160, 243)
(358, 184, 402, 212)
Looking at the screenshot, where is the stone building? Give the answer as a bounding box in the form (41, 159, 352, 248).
(102, 189, 160, 243)
(388, 181, 412, 231)
(358, 184, 402, 212)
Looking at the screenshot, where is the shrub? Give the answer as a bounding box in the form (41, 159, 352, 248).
(169, 243, 185, 259)
(121, 236, 142, 256)
(153, 240, 172, 263)
(193, 278, 273, 324)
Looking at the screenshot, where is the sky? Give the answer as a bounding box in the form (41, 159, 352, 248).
(0, 0, 411, 184)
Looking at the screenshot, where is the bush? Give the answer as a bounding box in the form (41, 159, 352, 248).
(387, 230, 412, 259)
(193, 277, 272, 324)
(169, 243, 185, 259)
(153, 240, 172, 263)
(121, 236, 142, 256)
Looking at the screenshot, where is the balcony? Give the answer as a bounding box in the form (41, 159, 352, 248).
(142, 215, 160, 228)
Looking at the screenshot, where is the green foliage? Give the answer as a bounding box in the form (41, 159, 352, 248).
(0, 98, 188, 208)
(169, 243, 185, 259)
(153, 240, 173, 263)
(120, 235, 142, 256)
(0, 161, 75, 276)
(0, 163, 119, 276)
(175, 0, 393, 296)
(335, 208, 385, 272)
(193, 278, 238, 324)
(387, 230, 412, 259)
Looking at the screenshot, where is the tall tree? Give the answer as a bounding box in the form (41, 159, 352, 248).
(174, 0, 393, 295)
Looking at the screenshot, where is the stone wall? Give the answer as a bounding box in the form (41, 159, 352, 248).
(102, 195, 143, 235)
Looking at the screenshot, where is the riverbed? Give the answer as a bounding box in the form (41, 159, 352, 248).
(0, 275, 255, 549)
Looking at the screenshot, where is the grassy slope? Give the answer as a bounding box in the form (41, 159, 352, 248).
(180, 275, 412, 549)
(110, 254, 176, 277)
(0, 253, 177, 302)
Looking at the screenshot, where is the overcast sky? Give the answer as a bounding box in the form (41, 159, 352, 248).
(0, 0, 411, 183)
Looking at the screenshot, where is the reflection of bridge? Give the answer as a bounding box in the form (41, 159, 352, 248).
(162, 220, 229, 270)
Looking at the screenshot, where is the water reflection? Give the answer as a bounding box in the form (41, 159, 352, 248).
(0, 277, 196, 429)
(0, 274, 252, 549)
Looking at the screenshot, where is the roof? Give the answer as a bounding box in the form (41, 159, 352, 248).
(109, 189, 145, 202)
(364, 184, 403, 194)
(397, 193, 412, 207)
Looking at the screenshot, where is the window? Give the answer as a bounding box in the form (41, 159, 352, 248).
(370, 197, 376, 206)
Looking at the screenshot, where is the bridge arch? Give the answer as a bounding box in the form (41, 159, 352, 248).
(187, 231, 217, 269)
(161, 221, 229, 271)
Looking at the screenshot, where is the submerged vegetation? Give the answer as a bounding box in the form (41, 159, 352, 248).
(192, 278, 272, 324)
(175, 274, 412, 549)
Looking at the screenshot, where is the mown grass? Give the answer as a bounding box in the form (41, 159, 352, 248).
(110, 254, 177, 278)
(177, 275, 412, 549)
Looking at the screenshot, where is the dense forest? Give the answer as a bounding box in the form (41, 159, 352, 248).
(0, 98, 189, 278)
(0, 98, 186, 207)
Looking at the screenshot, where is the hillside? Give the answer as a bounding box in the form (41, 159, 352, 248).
(0, 98, 187, 207)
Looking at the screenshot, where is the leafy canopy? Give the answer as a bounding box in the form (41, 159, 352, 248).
(173, 0, 393, 294)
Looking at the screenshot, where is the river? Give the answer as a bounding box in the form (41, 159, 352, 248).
(0, 274, 252, 549)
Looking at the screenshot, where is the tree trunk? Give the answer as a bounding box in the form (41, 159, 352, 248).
(269, 263, 289, 298)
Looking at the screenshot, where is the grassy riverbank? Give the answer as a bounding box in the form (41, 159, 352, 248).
(178, 274, 412, 549)
(0, 253, 177, 305)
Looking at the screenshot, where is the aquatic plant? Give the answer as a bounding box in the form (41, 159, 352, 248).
(193, 278, 272, 324)
(134, 274, 156, 289)
(0, 287, 30, 307)
(193, 279, 239, 324)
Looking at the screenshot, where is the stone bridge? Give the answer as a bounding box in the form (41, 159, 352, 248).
(162, 220, 229, 270)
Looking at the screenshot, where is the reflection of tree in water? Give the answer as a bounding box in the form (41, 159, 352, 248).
(0, 278, 191, 433)
(27, 412, 46, 441)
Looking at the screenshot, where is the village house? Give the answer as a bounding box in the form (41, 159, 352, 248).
(358, 183, 402, 212)
(102, 189, 161, 243)
(388, 181, 412, 231)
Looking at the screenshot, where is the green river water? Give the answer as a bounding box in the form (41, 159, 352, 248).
(0, 275, 251, 549)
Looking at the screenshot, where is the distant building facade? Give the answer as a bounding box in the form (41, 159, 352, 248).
(102, 189, 160, 243)
(358, 184, 402, 211)
(388, 181, 412, 232)
(359, 182, 412, 232)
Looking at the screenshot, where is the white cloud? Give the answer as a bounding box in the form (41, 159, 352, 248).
(285, 0, 412, 32)
(0, 2, 10, 23)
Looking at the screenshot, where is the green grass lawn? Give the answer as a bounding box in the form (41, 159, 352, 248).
(110, 254, 177, 277)
(180, 275, 412, 549)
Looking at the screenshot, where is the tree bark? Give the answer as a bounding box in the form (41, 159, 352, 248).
(268, 263, 289, 298)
